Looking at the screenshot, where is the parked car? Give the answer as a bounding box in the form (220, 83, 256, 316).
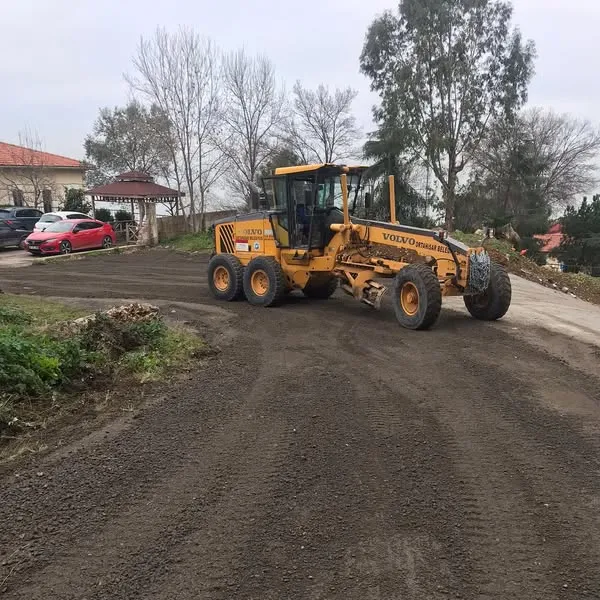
(34, 211, 91, 232)
(0, 218, 30, 249)
(0, 207, 43, 231)
(25, 219, 116, 256)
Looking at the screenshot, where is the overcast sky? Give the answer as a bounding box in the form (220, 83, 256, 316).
(1, 0, 598, 160)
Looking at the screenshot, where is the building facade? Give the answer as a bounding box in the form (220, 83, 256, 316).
(0, 141, 85, 212)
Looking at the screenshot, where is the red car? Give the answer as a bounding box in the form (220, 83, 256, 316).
(25, 219, 116, 255)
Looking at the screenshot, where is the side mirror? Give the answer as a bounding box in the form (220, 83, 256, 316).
(72, 227, 80, 234)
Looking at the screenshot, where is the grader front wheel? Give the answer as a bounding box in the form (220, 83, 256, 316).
(392, 264, 442, 330)
(464, 262, 511, 321)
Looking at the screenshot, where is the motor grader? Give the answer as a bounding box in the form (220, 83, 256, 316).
(207, 164, 511, 330)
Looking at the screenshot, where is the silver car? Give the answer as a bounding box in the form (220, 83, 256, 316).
(34, 211, 91, 232)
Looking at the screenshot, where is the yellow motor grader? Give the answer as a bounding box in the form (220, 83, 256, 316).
(208, 164, 510, 330)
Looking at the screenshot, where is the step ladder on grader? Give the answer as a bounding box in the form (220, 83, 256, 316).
(207, 164, 510, 330)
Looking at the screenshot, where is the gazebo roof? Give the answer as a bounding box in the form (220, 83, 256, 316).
(86, 171, 184, 203)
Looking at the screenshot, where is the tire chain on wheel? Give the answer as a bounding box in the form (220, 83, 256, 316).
(464, 262, 511, 321)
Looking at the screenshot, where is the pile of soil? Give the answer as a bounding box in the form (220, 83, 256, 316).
(487, 247, 600, 306)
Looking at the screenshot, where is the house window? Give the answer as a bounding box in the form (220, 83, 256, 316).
(12, 189, 24, 207)
(42, 189, 53, 213)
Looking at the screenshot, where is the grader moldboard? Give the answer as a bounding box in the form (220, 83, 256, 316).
(208, 164, 511, 330)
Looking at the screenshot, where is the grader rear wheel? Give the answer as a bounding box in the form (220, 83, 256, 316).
(243, 256, 286, 307)
(392, 264, 442, 330)
(208, 254, 244, 301)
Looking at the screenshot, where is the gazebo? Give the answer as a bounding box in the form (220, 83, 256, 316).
(85, 171, 184, 246)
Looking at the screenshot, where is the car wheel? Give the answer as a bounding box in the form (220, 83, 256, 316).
(19, 236, 28, 250)
(102, 236, 113, 249)
(59, 241, 72, 255)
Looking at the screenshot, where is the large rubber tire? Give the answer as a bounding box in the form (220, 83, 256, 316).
(208, 254, 244, 301)
(243, 256, 286, 307)
(302, 276, 338, 299)
(464, 262, 511, 321)
(392, 264, 442, 330)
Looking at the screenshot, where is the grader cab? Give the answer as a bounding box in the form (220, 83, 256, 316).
(208, 164, 511, 330)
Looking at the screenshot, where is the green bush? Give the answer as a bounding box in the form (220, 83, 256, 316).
(94, 207, 113, 223)
(0, 329, 85, 397)
(115, 210, 133, 222)
(62, 188, 92, 214)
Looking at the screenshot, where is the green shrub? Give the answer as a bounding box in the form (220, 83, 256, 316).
(94, 207, 113, 223)
(0, 329, 85, 397)
(0, 306, 32, 325)
(115, 210, 133, 222)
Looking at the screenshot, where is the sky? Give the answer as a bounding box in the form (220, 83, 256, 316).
(1, 0, 599, 162)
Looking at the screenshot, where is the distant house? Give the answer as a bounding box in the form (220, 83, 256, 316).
(0, 141, 86, 212)
(534, 223, 564, 270)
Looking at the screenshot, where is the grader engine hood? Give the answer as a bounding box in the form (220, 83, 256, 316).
(353, 218, 470, 256)
(351, 217, 489, 293)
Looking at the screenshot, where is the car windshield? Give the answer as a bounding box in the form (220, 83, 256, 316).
(39, 215, 61, 223)
(43, 222, 75, 233)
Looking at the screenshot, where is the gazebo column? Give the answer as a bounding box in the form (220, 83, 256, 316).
(137, 200, 158, 247)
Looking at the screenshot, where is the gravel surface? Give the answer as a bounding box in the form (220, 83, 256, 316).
(0, 249, 599, 599)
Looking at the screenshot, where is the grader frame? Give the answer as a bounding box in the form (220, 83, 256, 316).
(208, 164, 510, 330)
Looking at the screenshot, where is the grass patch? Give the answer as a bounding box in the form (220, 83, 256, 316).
(0, 294, 84, 324)
(119, 326, 205, 383)
(452, 231, 520, 257)
(0, 294, 205, 443)
(163, 231, 214, 252)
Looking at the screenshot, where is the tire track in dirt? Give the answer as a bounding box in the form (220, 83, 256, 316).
(339, 323, 600, 599)
(1, 250, 600, 599)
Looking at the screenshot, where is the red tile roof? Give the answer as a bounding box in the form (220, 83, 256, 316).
(534, 224, 564, 252)
(0, 141, 82, 168)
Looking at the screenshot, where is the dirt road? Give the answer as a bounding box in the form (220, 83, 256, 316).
(1, 249, 599, 599)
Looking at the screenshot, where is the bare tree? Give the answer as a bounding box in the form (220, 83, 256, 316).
(127, 28, 224, 230)
(221, 50, 285, 208)
(473, 108, 600, 210)
(287, 82, 360, 164)
(0, 130, 58, 209)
